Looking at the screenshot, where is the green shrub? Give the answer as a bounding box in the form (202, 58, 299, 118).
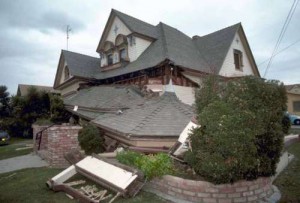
(116, 150, 143, 166)
(49, 94, 71, 123)
(116, 151, 174, 180)
(78, 124, 105, 155)
(186, 76, 287, 184)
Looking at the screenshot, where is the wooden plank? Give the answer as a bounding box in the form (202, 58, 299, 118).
(52, 184, 98, 203)
(76, 156, 138, 190)
(50, 165, 77, 185)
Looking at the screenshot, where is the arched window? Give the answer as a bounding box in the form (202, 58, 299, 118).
(103, 41, 114, 52)
(115, 34, 129, 62)
(64, 66, 70, 81)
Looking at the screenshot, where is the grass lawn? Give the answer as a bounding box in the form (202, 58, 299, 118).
(274, 142, 300, 202)
(0, 167, 168, 203)
(0, 138, 33, 160)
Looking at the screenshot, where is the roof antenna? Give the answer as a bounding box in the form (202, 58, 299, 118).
(66, 25, 72, 50)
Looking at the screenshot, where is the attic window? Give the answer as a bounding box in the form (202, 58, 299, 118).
(107, 54, 113, 65)
(64, 66, 70, 81)
(119, 48, 127, 61)
(234, 49, 243, 70)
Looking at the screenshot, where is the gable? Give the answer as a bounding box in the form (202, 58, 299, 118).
(106, 16, 131, 43)
(219, 29, 259, 77)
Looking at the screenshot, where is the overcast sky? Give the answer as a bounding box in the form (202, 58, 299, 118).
(0, 0, 299, 94)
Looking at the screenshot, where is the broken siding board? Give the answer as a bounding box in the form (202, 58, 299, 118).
(50, 165, 77, 184)
(76, 156, 138, 190)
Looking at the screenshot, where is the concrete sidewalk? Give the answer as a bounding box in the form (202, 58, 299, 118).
(0, 153, 49, 174)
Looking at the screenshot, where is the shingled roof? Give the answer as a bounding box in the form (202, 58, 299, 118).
(62, 50, 100, 79)
(112, 9, 158, 39)
(64, 86, 145, 110)
(62, 10, 250, 83)
(92, 92, 193, 137)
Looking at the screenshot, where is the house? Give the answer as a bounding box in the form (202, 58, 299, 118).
(285, 84, 300, 116)
(52, 9, 260, 148)
(53, 9, 260, 97)
(17, 84, 58, 97)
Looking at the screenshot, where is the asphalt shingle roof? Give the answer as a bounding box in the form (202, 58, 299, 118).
(112, 9, 158, 39)
(62, 50, 100, 78)
(64, 86, 145, 109)
(62, 11, 242, 82)
(193, 23, 241, 73)
(92, 92, 193, 137)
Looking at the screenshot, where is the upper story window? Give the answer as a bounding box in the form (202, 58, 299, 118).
(119, 48, 127, 61)
(234, 49, 243, 70)
(107, 54, 113, 65)
(64, 66, 70, 81)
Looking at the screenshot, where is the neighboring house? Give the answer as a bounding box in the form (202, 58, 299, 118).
(17, 84, 58, 97)
(53, 9, 260, 97)
(52, 9, 261, 148)
(285, 84, 300, 116)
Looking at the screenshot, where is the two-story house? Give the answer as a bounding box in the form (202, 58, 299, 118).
(52, 9, 260, 148)
(53, 9, 260, 97)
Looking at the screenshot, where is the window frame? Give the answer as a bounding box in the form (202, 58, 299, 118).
(233, 49, 243, 70)
(107, 53, 114, 65)
(293, 101, 300, 112)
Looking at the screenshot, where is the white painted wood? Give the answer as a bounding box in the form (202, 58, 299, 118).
(106, 16, 131, 43)
(128, 37, 151, 62)
(146, 84, 196, 106)
(178, 121, 199, 144)
(51, 165, 77, 184)
(219, 32, 255, 77)
(174, 121, 199, 156)
(76, 156, 137, 190)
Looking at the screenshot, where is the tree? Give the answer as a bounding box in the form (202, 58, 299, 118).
(8, 87, 51, 137)
(0, 85, 10, 118)
(49, 94, 71, 123)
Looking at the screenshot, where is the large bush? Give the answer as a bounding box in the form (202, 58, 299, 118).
(78, 124, 105, 155)
(117, 151, 174, 180)
(186, 76, 288, 184)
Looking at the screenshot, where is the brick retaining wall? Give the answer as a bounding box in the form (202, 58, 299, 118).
(33, 124, 82, 168)
(144, 175, 275, 203)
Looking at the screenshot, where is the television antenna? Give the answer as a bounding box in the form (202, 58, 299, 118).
(66, 25, 72, 50)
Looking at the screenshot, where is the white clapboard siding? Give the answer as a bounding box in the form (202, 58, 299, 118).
(76, 156, 137, 190)
(219, 32, 255, 77)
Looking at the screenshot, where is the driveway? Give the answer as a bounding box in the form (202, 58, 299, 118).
(0, 153, 48, 174)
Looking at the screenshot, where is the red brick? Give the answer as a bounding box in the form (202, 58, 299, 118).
(205, 187, 219, 193)
(183, 190, 195, 196)
(233, 197, 247, 203)
(212, 193, 227, 198)
(235, 187, 248, 192)
(247, 196, 258, 201)
(197, 193, 211, 198)
(249, 184, 259, 190)
(218, 198, 233, 203)
(242, 191, 254, 197)
(203, 198, 217, 203)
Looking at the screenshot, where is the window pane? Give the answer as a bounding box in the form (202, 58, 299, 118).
(120, 49, 127, 60)
(107, 54, 113, 65)
(293, 101, 300, 112)
(234, 53, 240, 69)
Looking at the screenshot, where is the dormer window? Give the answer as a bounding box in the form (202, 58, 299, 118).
(234, 49, 243, 70)
(64, 66, 70, 81)
(120, 48, 127, 61)
(107, 54, 113, 65)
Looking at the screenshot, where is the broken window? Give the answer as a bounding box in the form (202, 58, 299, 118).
(234, 49, 243, 70)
